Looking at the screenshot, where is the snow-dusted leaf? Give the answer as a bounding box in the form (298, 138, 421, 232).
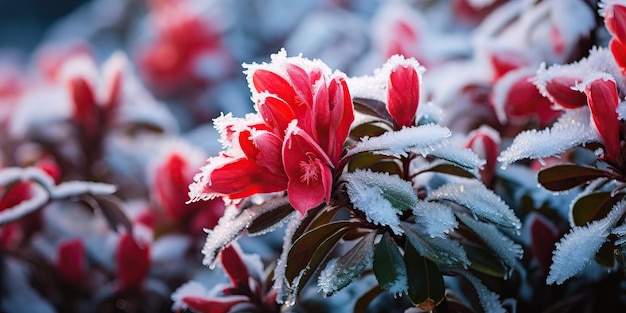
(457, 214, 523, 277)
(201, 196, 291, 268)
(344, 170, 417, 234)
(498, 108, 600, 168)
(413, 201, 458, 238)
(273, 213, 302, 304)
(51, 181, 117, 198)
(428, 181, 521, 229)
(456, 271, 507, 313)
(547, 200, 626, 285)
(429, 142, 485, 171)
(401, 222, 469, 266)
(344, 124, 451, 159)
(374, 232, 408, 296)
(318, 232, 376, 296)
(0, 183, 48, 226)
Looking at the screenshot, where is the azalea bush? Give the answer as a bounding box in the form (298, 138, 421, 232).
(2, 0, 626, 312)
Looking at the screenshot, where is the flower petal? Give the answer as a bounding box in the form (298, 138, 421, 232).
(582, 74, 622, 164)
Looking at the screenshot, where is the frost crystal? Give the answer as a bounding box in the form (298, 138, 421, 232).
(457, 214, 523, 276)
(547, 200, 626, 285)
(401, 222, 470, 266)
(498, 108, 600, 168)
(457, 271, 507, 313)
(428, 181, 521, 229)
(413, 201, 458, 238)
(343, 170, 417, 234)
(344, 124, 451, 159)
(273, 213, 302, 304)
(429, 142, 486, 170)
(201, 196, 291, 268)
(317, 232, 375, 296)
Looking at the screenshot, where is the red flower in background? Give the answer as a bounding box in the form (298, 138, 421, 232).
(384, 55, 423, 129)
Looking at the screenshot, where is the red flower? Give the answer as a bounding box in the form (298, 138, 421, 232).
(580, 74, 622, 165)
(57, 238, 87, 285)
(116, 232, 150, 291)
(604, 2, 626, 46)
(464, 125, 500, 185)
(283, 122, 334, 215)
(542, 76, 587, 109)
(385, 55, 423, 129)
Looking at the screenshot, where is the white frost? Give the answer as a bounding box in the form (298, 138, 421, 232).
(457, 271, 507, 313)
(428, 181, 521, 229)
(547, 200, 626, 285)
(343, 170, 417, 235)
(344, 124, 451, 159)
(457, 214, 523, 276)
(413, 200, 458, 238)
(401, 222, 469, 266)
(498, 108, 601, 168)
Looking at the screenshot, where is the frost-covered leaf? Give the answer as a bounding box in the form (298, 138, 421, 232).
(344, 170, 417, 234)
(429, 142, 485, 171)
(428, 181, 521, 229)
(318, 232, 376, 296)
(344, 124, 451, 159)
(273, 213, 301, 304)
(201, 196, 291, 268)
(413, 201, 458, 238)
(374, 232, 408, 296)
(497, 108, 600, 168)
(456, 271, 507, 313)
(51, 181, 116, 198)
(401, 222, 469, 266)
(457, 214, 523, 277)
(404, 240, 445, 308)
(537, 164, 609, 192)
(547, 200, 626, 285)
(0, 183, 48, 226)
(571, 191, 624, 227)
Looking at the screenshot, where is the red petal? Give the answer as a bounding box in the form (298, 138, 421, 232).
(544, 76, 587, 109)
(253, 69, 304, 116)
(529, 215, 559, 275)
(489, 50, 527, 81)
(286, 63, 314, 110)
(68, 77, 100, 139)
(183, 295, 249, 313)
(257, 95, 295, 135)
(153, 153, 191, 222)
(208, 158, 288, 199)
(0, 181, 32, 211)
(586, 77, 621, 164)
(610, 38, 626, 73)
(117, 233, 150, 291)
(464, 126, 500, 185)
(605, 4, 626, 45)
(57, 239, 86, 285)
(219, 244, 249, 287)
(387, 63, 420, 128)
(500, 74, 560, 125)
(282, 125, 333, 215)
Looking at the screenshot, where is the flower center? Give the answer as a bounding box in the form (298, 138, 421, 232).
(299, 153, 321, 184)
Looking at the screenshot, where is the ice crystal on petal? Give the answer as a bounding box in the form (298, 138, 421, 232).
(344, 124, 451, 159)
(201, 196, 291, 268)
(457, 271, 507, 313)
(497, 108, 600, 168)
(413, 201, 458, 238)
(547, 200, 626, 285)
(401, 222, 470, 266)
(457, 214, 523, 276)
(344, 170, 417, 234)
(428, 181, 521, 229)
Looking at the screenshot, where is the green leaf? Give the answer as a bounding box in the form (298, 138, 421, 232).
(374, 232, 407, 295)
(353, 285, 384, 313)
(318, 232, 376, 296)
(416, 162, 476, 179)
(285, 221, 353, 286)
(537, 164, 608, 192)
(595, 238, 616, 268)
(350, 122, 389, 140)
(463, 244, 507, 277)
(572, 192, 625, 226)
(402, 222, 469, 266)
(404, 241, 445, 308)
(247, 202, 294, 234)
(347, 152, 402, 175)
(353, 98, 393, 121)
